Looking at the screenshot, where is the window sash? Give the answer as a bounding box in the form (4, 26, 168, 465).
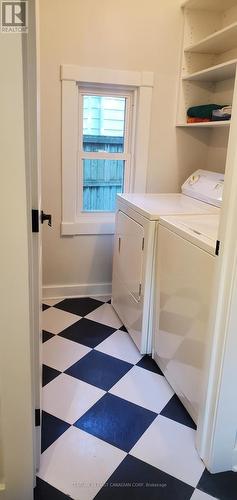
(76, 155, 131, 213)
(81, 158, 125, 213)
(79, 88, 132, 151)
(77, 88, 133, 215)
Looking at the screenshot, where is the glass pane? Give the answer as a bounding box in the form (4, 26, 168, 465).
(82, 159, 125, 212)
(82, 95, 126, 153)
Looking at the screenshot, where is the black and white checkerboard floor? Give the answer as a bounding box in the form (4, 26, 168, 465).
(34, 297, 237, 500)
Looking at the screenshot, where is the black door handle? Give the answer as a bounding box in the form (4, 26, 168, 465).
(41, 211, 52, 227)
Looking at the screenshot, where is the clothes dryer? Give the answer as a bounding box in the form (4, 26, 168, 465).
(112, 170, 223, 353)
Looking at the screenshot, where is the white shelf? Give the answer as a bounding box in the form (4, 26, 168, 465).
(182, 59, 237, 82)
(182, 0, 237, 12)
(177, 121, 231, 128)
(185, 22, 237, 54)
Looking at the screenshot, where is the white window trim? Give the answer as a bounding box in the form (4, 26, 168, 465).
(61, 65, 154, 235)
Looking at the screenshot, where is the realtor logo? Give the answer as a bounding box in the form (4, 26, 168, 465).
(1, 1, 28, 32)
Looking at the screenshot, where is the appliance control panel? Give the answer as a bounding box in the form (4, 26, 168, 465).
(182, 169, 224, 207)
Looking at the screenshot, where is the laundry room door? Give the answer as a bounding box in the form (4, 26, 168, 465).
(0, 0, 42, 495)
(22, 0, 42, 475)
(115, 211, 144, 302)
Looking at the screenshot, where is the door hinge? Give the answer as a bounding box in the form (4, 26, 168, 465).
(215, 240, 221, 256)
(35, 409, 40, 427)
(142, 237, 145, 251)
(32, 209, 39, 233)
(139, 283, 142, 297)
(118, 237, 121, 253)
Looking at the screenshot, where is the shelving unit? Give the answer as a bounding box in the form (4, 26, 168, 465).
(177, 0, 237, 132)
(178, 4, 237, 223)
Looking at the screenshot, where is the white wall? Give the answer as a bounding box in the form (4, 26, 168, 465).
(0, 33, 34, 499)
(40, 0, 206, 294)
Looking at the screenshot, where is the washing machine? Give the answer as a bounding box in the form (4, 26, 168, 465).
(153, 213, 219, 423)
(112, 170, 223, 354)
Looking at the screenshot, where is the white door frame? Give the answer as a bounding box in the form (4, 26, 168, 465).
(196, 71, 237, 473)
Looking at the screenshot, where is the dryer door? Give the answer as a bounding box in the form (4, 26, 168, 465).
(115, 210, 144, 302)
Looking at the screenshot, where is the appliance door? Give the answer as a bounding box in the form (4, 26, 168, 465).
(112, 210, 145, 351)
(114, 210, 144, 301)
(154, 225, 215, 424)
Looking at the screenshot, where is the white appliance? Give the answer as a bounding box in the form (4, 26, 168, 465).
(153, 214, 219, 424)
(112, 170, 224, 354)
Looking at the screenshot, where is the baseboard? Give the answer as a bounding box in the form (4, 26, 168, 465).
(42, 282, 112, 300)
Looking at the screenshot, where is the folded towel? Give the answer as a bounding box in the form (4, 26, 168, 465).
(212, 114, 231, 121)
(212, 105, 232, 121)
(187, 104, 226, 119)
(222, 105, 232, 114)
(187, 117, 211, 123)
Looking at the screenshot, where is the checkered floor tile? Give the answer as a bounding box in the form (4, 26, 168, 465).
(35, 296, 237, 500)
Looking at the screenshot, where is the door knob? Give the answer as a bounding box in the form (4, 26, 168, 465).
(41, 210, 52, 227)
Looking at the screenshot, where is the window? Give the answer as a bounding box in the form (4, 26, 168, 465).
(61, 65, 154, 235)
(79, 90, 132, 213)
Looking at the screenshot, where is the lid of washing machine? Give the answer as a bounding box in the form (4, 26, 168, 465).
(117, 193, 219, 220)
(181, 169, 224, 207)
(159, 214, 219, 255)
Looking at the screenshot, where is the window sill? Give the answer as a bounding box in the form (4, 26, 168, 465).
(61, 215, 115, 235)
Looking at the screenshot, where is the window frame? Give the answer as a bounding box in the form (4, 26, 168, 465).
(61, 65, 154, 235)
(78, 86, 133, 216)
